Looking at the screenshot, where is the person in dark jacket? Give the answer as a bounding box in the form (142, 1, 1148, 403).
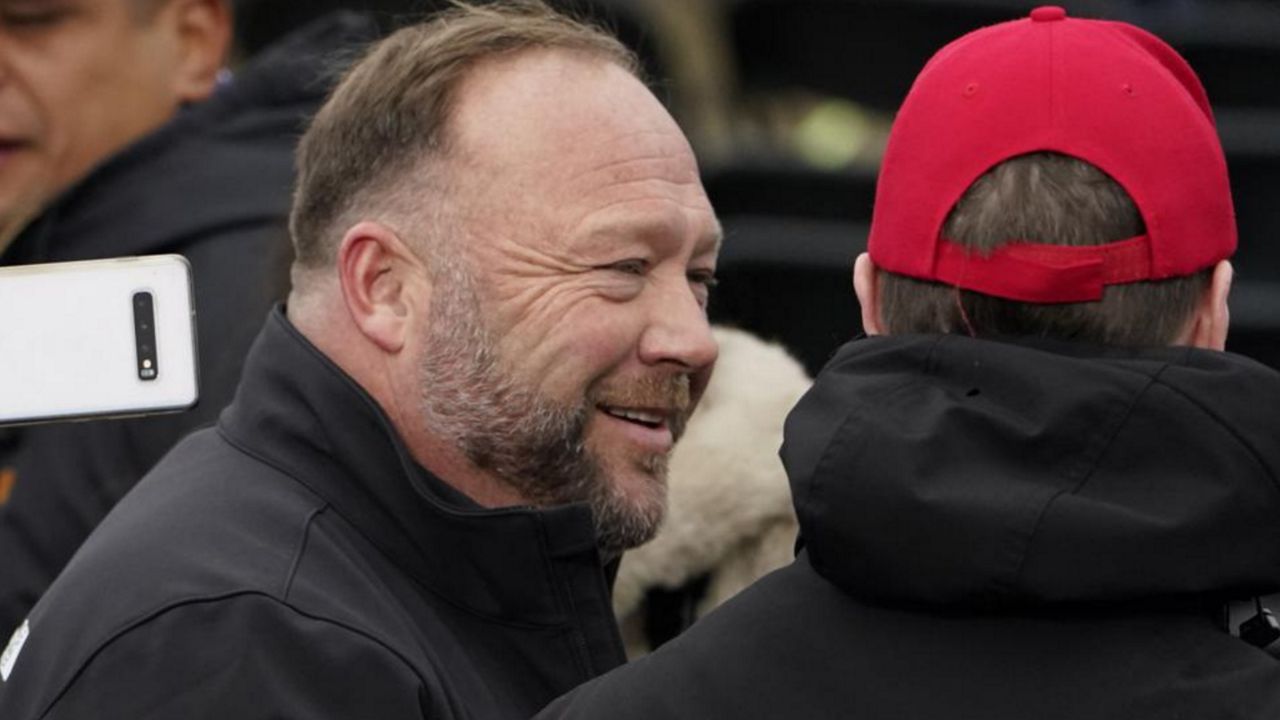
(537, 6, 1280, 719)
(0, 2, 719, 717)
(0, 1, 375, 634)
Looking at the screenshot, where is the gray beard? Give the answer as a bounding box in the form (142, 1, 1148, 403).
(415, 264, 668, 555)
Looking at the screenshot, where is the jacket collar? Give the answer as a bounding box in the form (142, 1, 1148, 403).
(220, 307, 610, 628)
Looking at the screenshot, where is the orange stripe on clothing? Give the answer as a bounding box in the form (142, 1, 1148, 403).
(0, 468, 15, 506)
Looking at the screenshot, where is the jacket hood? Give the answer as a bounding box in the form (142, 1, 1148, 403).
(782, 334, 1280, 611)
(2, 12, 375, 264)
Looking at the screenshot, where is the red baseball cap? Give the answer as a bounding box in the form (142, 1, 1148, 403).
(867, 5, 1235, 303)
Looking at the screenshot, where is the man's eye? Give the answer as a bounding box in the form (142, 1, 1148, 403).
(688, 270, 719, 289)
(606, 259, 648, 276)
(689, 271, 717, 310)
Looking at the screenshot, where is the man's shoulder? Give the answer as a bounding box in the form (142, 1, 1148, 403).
(542, 555, 1280, 720)
(93, 426, 337, 597)
(0, 591, 432, 719)
(98, 426, 326, 576)
(0, 420, 498, 719)
(0, 429, 334, 702)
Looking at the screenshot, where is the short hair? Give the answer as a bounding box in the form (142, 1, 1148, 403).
(877, 152, 1211, 347)
(288, 0, 640, 273)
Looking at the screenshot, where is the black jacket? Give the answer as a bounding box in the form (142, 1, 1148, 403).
(0, 308, 626, 718)
(540, 334, 1280, 719)
(0, 13, 375, 634)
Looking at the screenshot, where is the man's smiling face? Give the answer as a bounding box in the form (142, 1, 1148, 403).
(415, 49, 720, 553)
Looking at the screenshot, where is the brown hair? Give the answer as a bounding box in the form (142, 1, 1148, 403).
(288, 0, 639, 274)
(877, 152, 1210, 346)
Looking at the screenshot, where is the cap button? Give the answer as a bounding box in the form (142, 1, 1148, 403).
(1030, 6, 1067, 22)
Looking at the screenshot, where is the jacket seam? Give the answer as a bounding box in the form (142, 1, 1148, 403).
(922, 334, 947, 375)
(1010, 363, 1165, 590)
(1147, 372, 1280, 498)
(37, 591, 432, 720)
(534, 518, 594, 678)
(281, 505, 327, 601)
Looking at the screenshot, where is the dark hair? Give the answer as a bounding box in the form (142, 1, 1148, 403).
(288, 0, 639, 272)
(877, 152, 1210, 346)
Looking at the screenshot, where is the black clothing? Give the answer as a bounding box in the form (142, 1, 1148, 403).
(540, 334, 1280, 719)
(0, 13, 375, 634)
(0, 308, 626, 719)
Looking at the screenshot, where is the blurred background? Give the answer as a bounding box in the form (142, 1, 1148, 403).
(235, 0, 1280, 374)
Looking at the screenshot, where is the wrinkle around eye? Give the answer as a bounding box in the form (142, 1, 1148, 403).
(588, 265, 646, 302)
(603, 258, 650, 276)
(689, 284, 712, 310)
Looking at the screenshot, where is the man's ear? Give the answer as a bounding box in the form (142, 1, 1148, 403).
(162, 0, 233, 104)
(853, 252, 885, 336)
(336, 222, 427, 354)
(1186, 259, 1233, 351)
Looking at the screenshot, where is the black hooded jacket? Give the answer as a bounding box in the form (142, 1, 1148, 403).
(0, 308, 626, 718)
(539, 334, 1280, 719)
(0, 13, 375, 635)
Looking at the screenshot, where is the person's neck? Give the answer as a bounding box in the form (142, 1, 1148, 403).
(288, 294, 531, 510)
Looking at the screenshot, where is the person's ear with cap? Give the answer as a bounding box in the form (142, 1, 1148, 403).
(853, 253, 884, 337)
(1181, 259, 1233, 351)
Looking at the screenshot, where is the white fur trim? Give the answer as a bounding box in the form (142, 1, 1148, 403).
(614, 327, 811, 653)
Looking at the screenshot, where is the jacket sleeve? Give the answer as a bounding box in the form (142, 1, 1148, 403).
(39, 594, 432, 720)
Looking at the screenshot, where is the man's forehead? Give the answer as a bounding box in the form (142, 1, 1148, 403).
(437, 47, 718, 256)
(578, 208, 722, 255)
(448, 49, 679, 170)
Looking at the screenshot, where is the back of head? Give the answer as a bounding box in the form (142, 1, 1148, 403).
(287, 0, 639, 285)
(866, 6, 1234, 347)
(880, 153, 1210, 346)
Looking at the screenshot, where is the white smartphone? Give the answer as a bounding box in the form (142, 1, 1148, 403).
(0, 255, 199, 426)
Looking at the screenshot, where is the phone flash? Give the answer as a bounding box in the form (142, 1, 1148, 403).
(133, 290, 159, 382)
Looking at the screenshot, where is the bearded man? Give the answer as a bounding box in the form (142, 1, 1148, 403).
(0, 2, 719, 717)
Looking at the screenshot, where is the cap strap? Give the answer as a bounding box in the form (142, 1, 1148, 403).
(933, 234, 1153, 303)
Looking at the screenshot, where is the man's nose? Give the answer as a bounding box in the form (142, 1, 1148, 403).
(637, 278, 718, 372)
